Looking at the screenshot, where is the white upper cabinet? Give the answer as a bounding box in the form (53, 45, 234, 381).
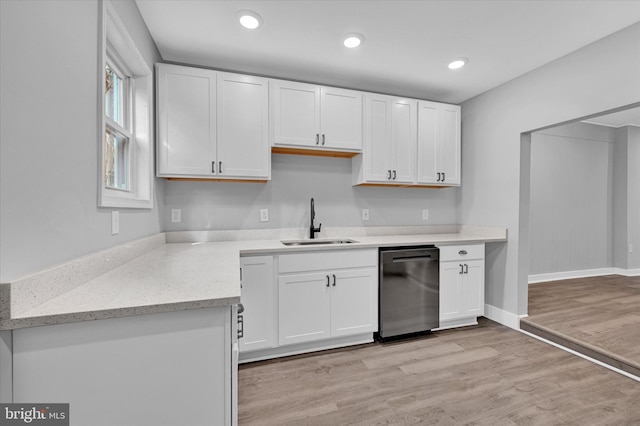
(271, 80, 362, 153)
(216, 72, 270, 179)
(157, 64, 216, 176)
(353, 94, 417, 185)
(417, 101, 461, 186)
(156, 64, 270, 180)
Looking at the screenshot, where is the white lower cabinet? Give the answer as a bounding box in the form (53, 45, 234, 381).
(438, 244, 485, 329)
(278, 267, 377, 346)
(239, 256, 275, 352)
(278, 249, 378, 347)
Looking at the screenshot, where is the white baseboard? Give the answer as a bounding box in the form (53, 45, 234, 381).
(528, 268, 615, 284)
(483, 304, 522, 330)
(613, 267, 640, 277)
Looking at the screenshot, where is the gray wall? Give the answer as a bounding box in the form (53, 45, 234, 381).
(0, 0, 164, 282)
(460, 23, 640, 316)
(529, 122, 615, 275)
(164, 154, 459, 231)
(613, 125, 640, 270)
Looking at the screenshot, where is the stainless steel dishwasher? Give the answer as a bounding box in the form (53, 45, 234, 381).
(379, 246, 439, 340)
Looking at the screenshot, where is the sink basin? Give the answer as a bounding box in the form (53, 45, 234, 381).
(281, 239, 358, 246)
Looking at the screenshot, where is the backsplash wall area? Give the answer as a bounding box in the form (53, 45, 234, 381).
(163, 154, 460, 232)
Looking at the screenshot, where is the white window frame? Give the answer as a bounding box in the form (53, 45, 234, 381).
(98, 0, 153, 209)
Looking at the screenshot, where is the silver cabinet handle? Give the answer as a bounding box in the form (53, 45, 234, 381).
(316, 134, 320, 145)
(322, 134, 326, 145)
(211, 161, 215, 173)
(219, 161, 222, 174)
(459, 250, 468, 255)
(459, 264, 464, 274)
(442, 172, 446, 182)
(326, 275, 330, 287)
(464, 264, 469, 274)
(237, 307, 244, 339)
(387, 170, 391, 180)
(332, 274, 336, 286)
(393, 170, 397, 180)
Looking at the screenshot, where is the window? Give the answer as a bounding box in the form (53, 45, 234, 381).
(99, 1, 153, 208)
(104, 60, 131, 191)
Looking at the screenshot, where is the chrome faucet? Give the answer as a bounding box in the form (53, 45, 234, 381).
(310, 198, 322, 239)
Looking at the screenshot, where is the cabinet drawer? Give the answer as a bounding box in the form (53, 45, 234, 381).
(279, 248, 377, 274)
(438, 244, 484, 261)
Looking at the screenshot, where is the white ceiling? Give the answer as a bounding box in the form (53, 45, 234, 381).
(135, 0, 640, 104)
(582, 107, 640, 128)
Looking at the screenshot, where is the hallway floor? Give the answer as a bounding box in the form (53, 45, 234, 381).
(521, 274, 640, 377)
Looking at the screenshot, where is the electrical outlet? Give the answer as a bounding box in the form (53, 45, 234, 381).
(422, 209, 429, 220)
(171, 209, 182, 223)
(630, 244, 634, 254)
(111, 211, 119, 235)
(260, 209, 269, 222)
(362, 209, 369, 221)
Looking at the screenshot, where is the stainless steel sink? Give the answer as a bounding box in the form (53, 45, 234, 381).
(281, 239, 358, 246)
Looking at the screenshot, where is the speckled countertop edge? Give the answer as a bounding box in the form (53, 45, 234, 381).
(1, 225, 507, 330)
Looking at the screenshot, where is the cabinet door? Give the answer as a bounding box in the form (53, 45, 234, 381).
(391, 98, 417, 183)
(278, 272, 331, 346)
(363, 94, 393, 182)
(417, 101, 461, 186)
(321, 87, 362, 151)
(461, 260, 484, 317)
(438, 104, 461, 185)
(330, 267, 378, 337)
(439, 261, 462, 321)
(416, 101, 439, 184)
(239, 256, 275, 353)
(156, 64, 216, 177)
(271, 80, 321, 147)
(216, 73, 270, 179)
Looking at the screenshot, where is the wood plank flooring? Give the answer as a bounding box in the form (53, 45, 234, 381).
(521, 275, 640, 376)
(238, 318, 640, 425)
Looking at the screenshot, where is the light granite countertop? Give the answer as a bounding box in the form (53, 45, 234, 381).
(0, 225, 507, 330)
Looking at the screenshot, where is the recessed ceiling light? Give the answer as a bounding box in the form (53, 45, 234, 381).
(448, 58, 468, 70)
(237, 10, 262, 30)
(344, 33, 364, 48)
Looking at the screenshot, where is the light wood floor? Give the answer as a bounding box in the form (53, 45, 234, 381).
(521, 275, 640, 376)
(238, 318, 640, 425)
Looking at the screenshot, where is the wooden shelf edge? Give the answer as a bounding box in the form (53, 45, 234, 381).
(271, 146, 360, 159)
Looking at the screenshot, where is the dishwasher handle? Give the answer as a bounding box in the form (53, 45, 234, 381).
(392, 254, 435, 263)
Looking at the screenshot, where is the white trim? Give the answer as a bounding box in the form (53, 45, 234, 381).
(528, 268, 616, 284)
(613, 267, 640, 277)
(519, 328, 640, 382)
(483, 304, 521, 330)
(98, 0, 153, 209)
(239, 333, 373, 363)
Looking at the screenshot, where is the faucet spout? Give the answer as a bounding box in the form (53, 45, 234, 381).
(310, 197, 321, 239)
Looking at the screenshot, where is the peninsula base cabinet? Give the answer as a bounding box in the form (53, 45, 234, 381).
(10, 307, 238, 426)
(438, 244, 485, 330)
(239, 256, 276, 352)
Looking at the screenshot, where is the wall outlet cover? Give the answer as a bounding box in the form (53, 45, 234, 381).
(362, 209, 369, 221)
(111, 211, 119, 235)
(422, 209, 429, 220)
(260, 209, 269, 222)
(171, 209, 182, 223)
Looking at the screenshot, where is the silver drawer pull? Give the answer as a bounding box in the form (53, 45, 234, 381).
(458, 250, 468, 255)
